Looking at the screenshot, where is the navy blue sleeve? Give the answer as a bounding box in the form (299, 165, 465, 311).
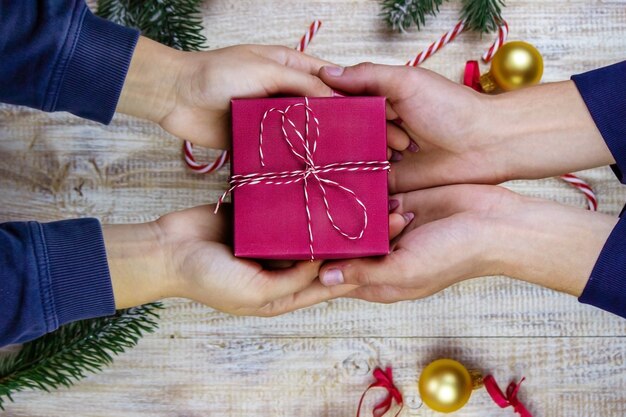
(571, 62, 626, 318)
(0, 219, 115, 347)
(579, 217, 626, 318)
(0, 0, 139, 124)
(572, 61, 626, 183)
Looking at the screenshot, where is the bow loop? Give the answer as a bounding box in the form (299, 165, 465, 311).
(484, 375, 532, 417)
(357, 367, 403, 417)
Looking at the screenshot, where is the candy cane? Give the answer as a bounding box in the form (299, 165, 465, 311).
(406, 21, 465, 67)
(184, 21, 322, 174)
(296, 20, 322, 52)
(482, 21, 509, 63)
(408, 20, 509, 67)
(560, 174, 598, 211)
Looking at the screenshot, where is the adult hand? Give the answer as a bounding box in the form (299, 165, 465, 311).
(117, 37, 335, 149)
(319, 185, 617, 303)
(319, 64, 615, 193)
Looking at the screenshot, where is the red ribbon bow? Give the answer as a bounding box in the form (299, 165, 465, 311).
(356, 367, 403, 417)
(483, 375, 533, 417)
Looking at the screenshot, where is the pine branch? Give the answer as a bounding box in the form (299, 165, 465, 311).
(381, 0, 505, 33)
(97, 0, 207, 51)
(460, 0, 505, 33)
(0, 303, 162, 410)
(380, 0, 448, 32)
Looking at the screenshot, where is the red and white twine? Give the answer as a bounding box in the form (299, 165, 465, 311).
(215, 97, 390, 259)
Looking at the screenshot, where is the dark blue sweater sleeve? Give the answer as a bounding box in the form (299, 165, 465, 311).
(0, 219, 114, 347)
(0, 0, 139, 124)
(572, 62, 626, 318)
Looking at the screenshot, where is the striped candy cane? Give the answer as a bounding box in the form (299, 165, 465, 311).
(184, 20, 323, 174)
(560, 174, 598, 211)
(406, 20, 466, 67)
(296, 20, 322, 52)
(408, 20, 509, 67)
(482, 21, 509, 62)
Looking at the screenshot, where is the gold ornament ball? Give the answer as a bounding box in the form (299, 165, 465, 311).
(418, 359, 482, 413)
(480, 41, 543, 92)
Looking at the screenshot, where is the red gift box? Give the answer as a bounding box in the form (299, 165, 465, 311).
(228, 96, 390, 260)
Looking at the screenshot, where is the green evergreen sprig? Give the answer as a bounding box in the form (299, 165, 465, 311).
(460, 0, 505, 33)
(0, 304, 162, 410)
(380, 0, 505, 33)
(97, 0, 207, 51)
(381, 0, 446, 32)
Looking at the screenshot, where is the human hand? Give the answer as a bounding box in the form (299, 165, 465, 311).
(319, 64, 615, 192)
(103, 205, 359, 316)
(319, 185, 617, 302)
(117, 37, 334, 149)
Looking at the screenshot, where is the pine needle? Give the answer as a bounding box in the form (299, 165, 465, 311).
(97, 0, 207, 51)
(0, 304, 162, 410)
(380, 0, 505, 33)
(460, 0, 505, 33)
(381, 0, 447, 32)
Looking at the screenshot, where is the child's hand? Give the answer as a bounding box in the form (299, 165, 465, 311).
(117, 37, 334, 149)
(104, 204, 357, 316)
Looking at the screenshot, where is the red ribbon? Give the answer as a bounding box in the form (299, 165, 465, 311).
(356, 367, 403, 417)
(483, 375, 533, 417)
(463, 60, 482, 92)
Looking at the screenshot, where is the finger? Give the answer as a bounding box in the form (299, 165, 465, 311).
(256, 45, 335, 75)
(389, 212, 414, 240)
(258, 280, 358, 316)
(266, 63, 334, 97)
(257, 260, 322, 302)
(346, 285, 418, 303)
(319, 248, 413, 287)
(319, 63, 414, 101)
(387, 122, 411, 152)
(391, 185, 512, 228)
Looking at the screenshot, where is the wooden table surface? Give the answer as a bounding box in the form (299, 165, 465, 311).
(2, 1, 626, 416)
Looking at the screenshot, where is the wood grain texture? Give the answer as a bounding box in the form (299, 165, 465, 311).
(1, 0, 626, 415)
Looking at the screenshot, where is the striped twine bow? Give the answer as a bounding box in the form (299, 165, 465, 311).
(215, 98, 390, 260)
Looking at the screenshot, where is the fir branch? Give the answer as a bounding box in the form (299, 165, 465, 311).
(460, 0, 505, 33)
(0, 303, 162, 410)
(97, 0, 207, 51)
(380, 0, 448, 32)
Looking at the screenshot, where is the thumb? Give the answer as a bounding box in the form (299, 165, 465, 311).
(319, 63, 411, 98)
(319, 249, 411, 287)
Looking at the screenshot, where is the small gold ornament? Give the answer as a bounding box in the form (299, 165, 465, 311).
(480, 41, 543, 93)
(418, 359, 484, 413)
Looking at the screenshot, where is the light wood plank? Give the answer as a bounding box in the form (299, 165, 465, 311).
(5, 336, 625, 417)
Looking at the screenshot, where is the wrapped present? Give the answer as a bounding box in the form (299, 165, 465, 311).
(223, 96, 390, 260)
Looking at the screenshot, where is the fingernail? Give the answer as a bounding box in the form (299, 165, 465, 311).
(407, 140, 420, 153)
(332, 90, 346, 97)
(388, 199, 400, 212)
(390, 150, 403, 162)
(323, 66, 344, 77)
(402, 212, 415, 224)
(322, 269, 344, 286)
